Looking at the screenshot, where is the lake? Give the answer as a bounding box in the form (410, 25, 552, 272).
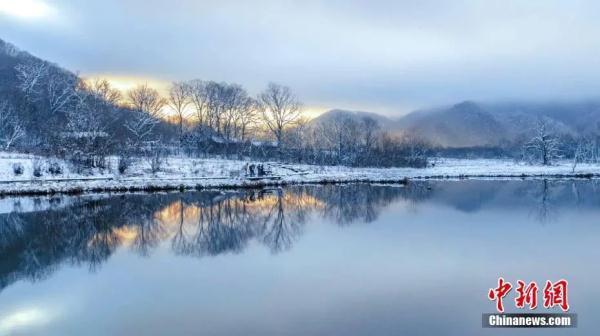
(0, 180, 598, 335)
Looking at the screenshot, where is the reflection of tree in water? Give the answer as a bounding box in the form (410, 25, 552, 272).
(0, 183, 426, 292)
(306, 183, 433, 225)
(124, 196, 170, 257)
(259, 189, 309, 253)
(533, 180, 556, 223)
(508, 179, 600, 225)
(513, 179, 560, 224)
(167, 189, 314, 255)
(172, 196, 257, 257)
(0, 198, 128, 290)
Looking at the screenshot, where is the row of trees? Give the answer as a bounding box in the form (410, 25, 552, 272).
(123, 80, 428, 167)
(286, 114, 428, 167)
(145, 80, 302, 150)
(122, 80, 306, 159)
(6, 58, 428, 169)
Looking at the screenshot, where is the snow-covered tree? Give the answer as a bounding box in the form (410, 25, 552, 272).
(0, 101, 25, 150)
(524, 119, 561, 165)
(15, 62, 77, 114)
(361, 116, 380, 152)
(125, 84, 166, 149)
(58, 81, 115, 169)
(15, 62, 48, 98)
(46, 72, 77, 114)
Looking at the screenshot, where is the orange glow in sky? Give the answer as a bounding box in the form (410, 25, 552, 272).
(86, 75, 326, 119)
(86, 75, 170, 95)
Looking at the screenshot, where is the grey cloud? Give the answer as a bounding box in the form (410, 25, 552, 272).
(2, 0, 600, 115)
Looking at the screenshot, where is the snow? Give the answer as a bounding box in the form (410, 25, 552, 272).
(0, 152, 598, 195)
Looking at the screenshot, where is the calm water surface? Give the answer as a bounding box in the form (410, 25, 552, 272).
(0, 180, 598, 335)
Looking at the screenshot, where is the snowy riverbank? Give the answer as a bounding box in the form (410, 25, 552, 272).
(0, 153, 599, 195)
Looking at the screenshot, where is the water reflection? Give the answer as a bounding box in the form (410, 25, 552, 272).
(1, 180, 599, 294)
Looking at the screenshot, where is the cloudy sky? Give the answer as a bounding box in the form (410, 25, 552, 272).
(1, 0, 600, 116)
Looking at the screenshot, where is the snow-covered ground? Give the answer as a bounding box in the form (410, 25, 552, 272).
(0, 152, 598, 195)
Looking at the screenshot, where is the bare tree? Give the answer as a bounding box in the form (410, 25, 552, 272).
(0, 101, 25, 150)
(46, 72, 77, 114)
(221, 84, 247, 141)
(167, 81, 192, 148)
(571, 136, 599, 172)
(125, 84, 166, 148)
(85, 78, 122, 107)
(67, 83, 108, 133)
(188, 80, 260, 144)
(361, 116, 380, 151)
(204, 81, 223, 131)
(61, 84, 113, 169)
(15, 62, 48, 98)
(189, 79, 208, 126)
(572, 141, 584, 173)
(127, 84, 166, 116)
(15, 62, 77, 114)
(524, 119, 561, 165)
(283, 116, 311, 158)
(318, 113, 361, 164)
(237, 97, 259, 142)
(82, 78, 123, 128)
(258, 83, 302, 152)
(401, 132, 430, 167)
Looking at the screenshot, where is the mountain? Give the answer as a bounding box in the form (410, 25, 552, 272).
(317, 100, 600, 148)
(400, 100, 600, 147)
(310, 109, 397, 131)
(0, 38, 75, 145)
(396, 101, 507, 147)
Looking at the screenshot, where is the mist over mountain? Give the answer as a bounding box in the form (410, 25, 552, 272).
(396, 101, 506, 147)
(318, 100, 600, 148)
(310, 109, 397, 131)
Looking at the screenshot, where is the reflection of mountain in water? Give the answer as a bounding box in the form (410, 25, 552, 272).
(426, 179, 600, 215)
(0, 180, 598, 292)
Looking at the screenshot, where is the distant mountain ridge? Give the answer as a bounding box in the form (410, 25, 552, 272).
(316, 100, 600, 147)
(310, 109, 397, 131)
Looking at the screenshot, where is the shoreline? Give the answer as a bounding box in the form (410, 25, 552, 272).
(1, 172, 598, 196)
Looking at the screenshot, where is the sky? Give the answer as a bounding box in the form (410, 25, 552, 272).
(1, 0, 600, 117)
